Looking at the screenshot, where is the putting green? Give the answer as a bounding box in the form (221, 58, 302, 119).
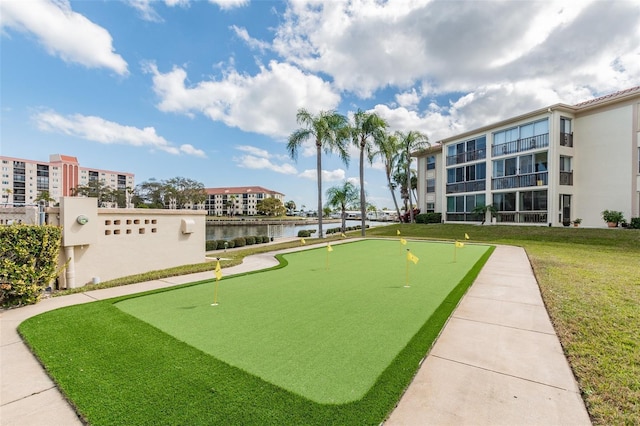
(117, 239, 489, 404)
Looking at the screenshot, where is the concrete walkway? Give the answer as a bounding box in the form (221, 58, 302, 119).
(0, 243, 591, 425)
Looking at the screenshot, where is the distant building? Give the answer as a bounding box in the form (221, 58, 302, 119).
(0, 154, 134, 206)
(414, 86, 640, 227)
(204, 186, 285, 216)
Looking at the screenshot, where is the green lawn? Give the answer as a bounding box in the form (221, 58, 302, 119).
(367, 224, 640, 425)
(19, 239, 492, 425)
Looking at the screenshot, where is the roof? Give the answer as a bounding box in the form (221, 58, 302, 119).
(205, 186, 284, 196)
(573, 86, 640, 108)
(49, 154, 79, 163)
(432, 86, 640, 146)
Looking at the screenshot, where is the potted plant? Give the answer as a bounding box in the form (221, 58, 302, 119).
(572, 218, 582, 227)
(601, 210, 624, 227)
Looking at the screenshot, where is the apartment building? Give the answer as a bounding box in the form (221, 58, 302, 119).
(0, 154, 134, 206)
(415, 86, 640, 227)
(205, 186, 285, 216)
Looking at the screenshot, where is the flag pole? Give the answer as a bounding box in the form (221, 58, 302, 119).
(212, 257, 221, 306)
(453, 240, 457, 263)
(405, 249, 411, 287)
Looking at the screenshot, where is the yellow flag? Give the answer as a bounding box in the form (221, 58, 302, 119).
(341, 232, 346, 238)
(397, 229, 401, 235)
(400, 238, 407, 245)
(327, 244, 333, 252)
(301, 238, 306, 245)
(455, 241, 464, 248)
(465, 233, 470, 240)
(214, 260, 222, 281)
(407, 251, 419, 264)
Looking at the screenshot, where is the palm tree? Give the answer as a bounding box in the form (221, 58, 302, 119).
(325, 181, 359, 233)
(472, 204, 498, 225)
(395, 131, 430, 223)
(370, 131, 403, 222)
(287, 108, 350, 238)
(35, 190, 56, 207)
(350, 109, 388, 236)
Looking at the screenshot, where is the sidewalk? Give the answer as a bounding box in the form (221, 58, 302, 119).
(0, 244, 591, 425)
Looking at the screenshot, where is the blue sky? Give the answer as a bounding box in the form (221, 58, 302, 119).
(2, 0, 639, 211)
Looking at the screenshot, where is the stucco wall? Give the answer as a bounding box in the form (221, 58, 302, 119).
(574, 104, 634, 227)
(53, 197, 206, 288)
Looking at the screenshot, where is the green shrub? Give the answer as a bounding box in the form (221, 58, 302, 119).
(245, 236, 256, 245)
(0, 225, 62, 307)
(215, 240, 227, 250)
(205, 240, 218, 251)
(416, 213, 442, 224)
(233, 237, 246, 247)
(629, 217, 640, 229)
(226, 240, 235, 249)
(298, 230, 312, 238)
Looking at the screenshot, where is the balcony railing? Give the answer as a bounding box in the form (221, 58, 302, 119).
(492, 172, 548, 190)
(560, 171, 573, 185)
(446, 213, 484, 222)
(446, 148, 487, 166)
(446, 179, 486, 194)
(560, 132, 573, 147)
(495, 211, 548, 224)
(492, 133, 549, 157)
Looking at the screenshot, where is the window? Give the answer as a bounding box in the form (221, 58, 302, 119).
(493, 192, 516, 211)
(520, 190, 547, 211)
(426, 156, 436, 170)
(559, 156, 572, 172)
(447, 194, 485, 213)
(426, 178, 436, 193)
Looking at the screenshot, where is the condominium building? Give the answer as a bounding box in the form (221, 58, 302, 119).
(0, 154, 134, 206)
(204, 186, 285, 216)
(415, 86, 640, 227)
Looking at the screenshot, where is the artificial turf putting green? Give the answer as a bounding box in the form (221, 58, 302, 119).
(116, 239, 490, 404)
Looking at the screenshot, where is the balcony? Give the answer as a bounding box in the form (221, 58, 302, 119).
(446, 179, 486, 194)
(492, 172, 548, 190)
(492, 133, 549, 157)
(560, 171, 573, 185)
(446, 148, 486, 166)
(446, 212, 484, 222)
(560, 132, 573, 147)
(495, 211, 548, 224)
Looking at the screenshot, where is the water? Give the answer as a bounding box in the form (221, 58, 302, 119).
(205, 219, 388, 241)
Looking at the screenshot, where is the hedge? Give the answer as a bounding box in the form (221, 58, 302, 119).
(0, 225, 62, 307)
(415, 213, 442, 224)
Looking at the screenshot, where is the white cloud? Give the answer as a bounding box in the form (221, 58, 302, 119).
(146, 60, 341, 138)
(230, 25, 270, 51)
(234, 145, 297, 174)
(33, 110, 206, 157)
(298, 169, 345, 182)
(209, 0, 248, 10)
(0, 0, 128, 75)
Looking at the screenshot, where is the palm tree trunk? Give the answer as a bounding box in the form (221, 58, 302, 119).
(407, 154, 414, 223)
(386, 170, 402, 222)
(316, 144, 323, 238)
(359, 146, 366, 236)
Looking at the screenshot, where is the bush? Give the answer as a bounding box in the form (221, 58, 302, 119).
(298, 230, 312, 238)
(233, 237, 246, 247)
(1, 225, 62, 307)
(416, 212, 442, 224)
(245, 236, 256, 245)
(205, 240, 218, 251)
(216, 240, 228, 250)
(629, 217, 640, 229)
(226, 240, 235, 249)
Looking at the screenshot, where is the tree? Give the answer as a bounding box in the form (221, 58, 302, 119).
(164, 177, 206, 209)
(35, 190, 55, 207)
(350, 109, 388, 236)
(287, 108, 350, 238)
(256, 198, 286, 216)
(227, 194, 237, 216)
(72, 179, 117, 207)
(325, 180, 359, 233)
(472, 204, 498, 225)
(370, 131, 403, 222)
(284, 200, 297, 215)
(135, 178, 166, 208)
(395, 131, 430, 223)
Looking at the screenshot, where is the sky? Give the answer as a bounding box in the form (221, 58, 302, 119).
(1, 0, 639, 211)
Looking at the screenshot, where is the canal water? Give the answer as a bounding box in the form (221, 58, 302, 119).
(206, 219, 389, 241)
